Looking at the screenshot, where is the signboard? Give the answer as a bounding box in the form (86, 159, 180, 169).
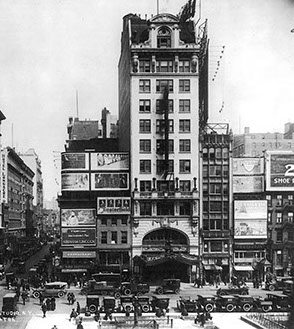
(97, 197, 130, 214)
(63, 251, 96, 258)
(233, 176, 264, 193)
(91, 173, 128, 190)
(61, 228, 96, 246)
(0, 149, 7, 203)
(233, 158, 264, 175)
(234, 200, 267, 239)
(61, 153, 88, 171)
(266, 152, 294, 191)
(61, 209, 96, 226)
(91, 153, 129, 170)
(61, 173, 89, 191)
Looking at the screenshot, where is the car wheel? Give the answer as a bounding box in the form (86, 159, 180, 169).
(226, 304, 235, 312)
(262, 305, 271, 313)
(174, 288, 180, 294)
(156, 287, 163, 295)
(242, 303, 251, 312)
(268, 285, 275, 291)
(89, 304, 97, 313)
(124, 288, 132, 296)
(142, 304, 149, 313)
(58, 291, 64, 298)
(240, 290, 248, 295)
(205, 303, 214, 312)
(33, 291, 40, 299)
(218, 291, 226, 296)
(136, 292, 143, 297)
(114, 292, 121, 299)
(125, 305, 132, 313)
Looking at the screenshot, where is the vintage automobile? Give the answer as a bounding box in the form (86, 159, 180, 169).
(150, 296, 170, 312)
(2, 293, 18, 318)
(91, 273, 121, 288)
(81, 280, 121, 298)
(100, 296, 116, 313)
(251, 295, 273, 313)
(32, 281, 67, 299)
(177, 296, 198, 312)
(197, 294, 216, 313)
(136, 296, 151, 313)
(155, 279, 180, 295)
(266, 292, 291, 312)
(215, 295, 237, 312)
(217, 284, 249, 296)
(118, 296, 134, 313)
(119, 282, 150, 296)
(86, 295, 100, 313)
(265, 276, 293, 291)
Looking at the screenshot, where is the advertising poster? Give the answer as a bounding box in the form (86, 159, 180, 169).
(91, 173, 128, 190)
(61, 173, 89, 191)
(233, 176, 264, 193)
(61, 153, 88, 170)
(233, 158, 264, 175)
(266, 152, 294, 191)
(0, 148, 8, 204)
(234, 200, 267, 239)
(97, 197, 130, 214)
(91, 153, 129, 170)
(61, 209, 96, 226)
(61, 228, 96, 245)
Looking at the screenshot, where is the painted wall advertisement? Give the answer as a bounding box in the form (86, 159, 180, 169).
(233, 158, 264, 175)
(91, 173, 128, 190)
(61, 173, 89, 191)
(61, 209, 96, 226)
(61, 153, 88, 170)
(0, 149, 7, 204)
(91, 153, 129, 170)
(97, 197, 130, 214)
(266, 152, 294, 191)
(61, 228, 96, 245)
(234, 200, 267, 239)
(233, 176, 264, 193)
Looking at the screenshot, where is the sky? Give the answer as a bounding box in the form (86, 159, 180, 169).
(1, 0, 294, 200)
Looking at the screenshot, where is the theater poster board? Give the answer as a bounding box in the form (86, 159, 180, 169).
(61, 152, 89, 171)
(61, 173, 90, 191)
(97, 197, 130, 214)
(61, 209, 96, 226)
(91, 153, 129, 170)
(91, 173, 128, 190)
(61, 228, 96, 246)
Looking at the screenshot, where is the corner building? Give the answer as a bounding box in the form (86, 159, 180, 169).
(119, 13, 207, 282)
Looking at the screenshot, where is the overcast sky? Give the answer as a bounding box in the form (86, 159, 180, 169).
(1, 0, 294, 200)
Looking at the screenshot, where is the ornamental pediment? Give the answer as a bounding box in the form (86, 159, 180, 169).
(150, 13, 179, 24)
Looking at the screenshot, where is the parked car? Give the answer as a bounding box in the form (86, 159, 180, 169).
(217, 284, 249, 296)
(86, 295, 100, 313)
(119, 296, 134, 313)
(155, 279, 180, 295)
(241, 295, 273, 313)
(265, 292, 291, 312)
(2, 293, 18, 318)
(177, 296, 198, 312)
(136, 296, 151, 313)
(81, 280, 120, 298)
(197, 294, 216, 313)
(150, 296, 170, 312)
(119, 281, 150, 296)
(215, 295, 237, 312)
(100, 296, 116, 313)
(32, 281, 67, 299)
(265, 276, 293, 291)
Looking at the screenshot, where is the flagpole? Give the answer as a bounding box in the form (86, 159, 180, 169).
(157, 0, 159, 15)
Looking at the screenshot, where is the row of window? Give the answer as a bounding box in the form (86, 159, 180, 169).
(202, 148, 229, 160)
(140, 180, 191, 192)
(139, 99, 191, 113)
(139, 201, 191, 216)
(139, 119, 191, 133)
(266, 194, 294, 207)
(99, 218, 128, 226)
(139, 60, 192, 73)
(203, 165, 229, 177)
(140, 139, 191, 153)
(100, 231, 128, 244)
(139, 79, 190, 93)
(275, 230, 294, 242)
(203, 241, 229, 253)
(140, 159, 191, 174)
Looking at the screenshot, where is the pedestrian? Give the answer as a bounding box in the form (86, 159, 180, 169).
(51, 297, 56, 311)
(41, 302, 47, 318)
(51, 325, 58, 329)
(71, 293, 76, 305)
(39, 292, 44, 305)
(76, 301, 80, 315)
(46, 298, 51, 311)
(69, 308, 78, 322)
(76, 320, 83, 329)
(94, 309, 100, 322)
(21, 291, 26, 305)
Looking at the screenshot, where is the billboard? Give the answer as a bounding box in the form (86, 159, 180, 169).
(61, 173, 90, 191)
(61, 228, 96, 246)
(91, 153, 129, 170)
(1, 149, 8, 203)
(61, 153, 88, 171)
(91, 173, 128, 190)
(61, 209, 96, 226)
(233, 158, 264, 175)
(266, 152, 294, 191)
(233, 176, 264, 193)
(234, 200, 267, 239)
(97, 197, 130, 214)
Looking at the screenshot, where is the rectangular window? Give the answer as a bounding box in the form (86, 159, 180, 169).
(140, 202, 152, 216)
(101, 231, 107, 244)
(179, 99, 190, 112)
(179, 139, 191, 152)
(179, 79, 190, 92)
(210, 183, 222, 194)
(156, 159, 174, 174)
(121, 231, 128, 244)
(179, 119, 190, 132)
(179, 180, 191, 192)
(156, 79, 173, 93)
(266, 195, 272, 207)
(140, 139, 151, 153)
(156, 99, 173, 113)
(277, 195, 283, 206)
(111, 231, 117, 244)
(277, 212, 282, 223)
(156, 119, 174, 133)
(121, 218, 128, 226)
(179, 60, 190, 72)
(139, 119, 151, 133)
(157, 202, 174, 216)
(179, 160, 191, 173)
(139, 100, 151, 112)
(180, 202, 191, 215)
(139, 79, 150, 93)
(276, 230, 282, 242)
(101, 218, 107, 226)
(288, 212, 293, 223)
(111, 218, 117, 226)
(156, 139, 174, 153)
(139, 60, 151, 72)
(157, 180, 174, 191)
(210, 241, 222, 252)
(140, 180, 152, 192)
(156, 60, 173, 72)
(140, 160, 151, 173)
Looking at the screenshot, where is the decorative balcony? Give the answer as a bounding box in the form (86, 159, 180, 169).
(133, 190, 196, 200)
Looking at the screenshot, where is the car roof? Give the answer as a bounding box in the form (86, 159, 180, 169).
(45, 281, 67, 286)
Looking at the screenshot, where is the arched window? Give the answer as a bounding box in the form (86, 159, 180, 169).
(157, 26, 171, 48)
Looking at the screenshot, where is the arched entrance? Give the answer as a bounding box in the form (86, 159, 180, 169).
(134, 228, 198, 283)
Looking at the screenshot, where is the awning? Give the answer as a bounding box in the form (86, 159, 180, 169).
(139, 253, 199, 267)
(204, 264, 222, 271)
(234, 265, 253, 271)
(63, 251, 96, 258)
(61, 269, 88, 273)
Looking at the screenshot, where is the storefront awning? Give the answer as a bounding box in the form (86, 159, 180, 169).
(61, 269, 88, 273)
(204, 264, 222, 271)
(63, 251, 96, 258)
(138, 253, 199, 267)
(234, 265, 253, 271)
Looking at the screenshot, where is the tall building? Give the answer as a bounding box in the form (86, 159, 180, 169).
(118, 8, 208, 282)
(0, 110, 6, 264)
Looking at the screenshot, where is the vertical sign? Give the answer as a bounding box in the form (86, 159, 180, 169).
(1, 149, 7, 203)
